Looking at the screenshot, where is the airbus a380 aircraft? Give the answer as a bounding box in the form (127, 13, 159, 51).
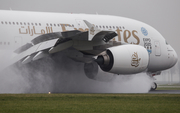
(0, 10, 178, 90)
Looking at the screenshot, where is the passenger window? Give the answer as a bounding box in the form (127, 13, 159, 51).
(20, 22, 22, 25)
(9, 22, 11, 25)
(39, 23, 41, 26)
(28, 23, 30, 25)
(31, 23, 34, 26)
(35, 23, 37, 26)
(46, 23, 49, 26)
(5, 22, 7, 24)
(1, 21, 3, 24)
(16, 22, 19, 25)
(50, 24, 52, 26)
(24, 22, 26, 25)
(54, 24, 56, 26)
(13, 22, 15, 25)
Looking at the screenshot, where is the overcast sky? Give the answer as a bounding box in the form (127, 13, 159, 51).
(0, 0, 180, 58)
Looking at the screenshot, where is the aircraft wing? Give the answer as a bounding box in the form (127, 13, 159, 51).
(1, 20, 118, 71)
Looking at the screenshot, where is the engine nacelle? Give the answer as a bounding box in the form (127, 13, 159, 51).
(96, 45, 149, 74)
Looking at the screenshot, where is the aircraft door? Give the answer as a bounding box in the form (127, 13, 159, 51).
(154, 41, 161, 56)
(14, 36, 22, 49)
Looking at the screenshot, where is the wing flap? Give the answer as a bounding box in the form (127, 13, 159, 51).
(49, 40, 73, 54)
(36, 39, 58, 52)
(22, 55, 32, 64)
(33, 51, 48, 61)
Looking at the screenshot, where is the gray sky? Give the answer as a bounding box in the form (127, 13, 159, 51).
(0, 0, 180, 58)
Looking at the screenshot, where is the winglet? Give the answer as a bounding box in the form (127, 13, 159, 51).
(83, 20, 101, 41)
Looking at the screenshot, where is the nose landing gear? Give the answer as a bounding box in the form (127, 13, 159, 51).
(147, 71, 161, 91)
(151, 82, 157, 90)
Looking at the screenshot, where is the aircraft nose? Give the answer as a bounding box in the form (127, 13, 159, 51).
(172, 49, 178, 66)
(168, 45, 178, 68)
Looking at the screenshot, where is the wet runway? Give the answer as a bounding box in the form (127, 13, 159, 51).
(149, 90, 180, 94)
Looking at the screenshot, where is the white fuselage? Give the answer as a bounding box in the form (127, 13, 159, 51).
(0, 10, 178, 73)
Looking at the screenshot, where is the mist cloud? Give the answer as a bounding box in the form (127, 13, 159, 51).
(0, 52, 152, 94)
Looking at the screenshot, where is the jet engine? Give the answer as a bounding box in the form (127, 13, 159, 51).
(95, 45, 149, 74)
(84, 61, 116, 81)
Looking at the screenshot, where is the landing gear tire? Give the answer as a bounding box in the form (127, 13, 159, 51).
(151, 82, 157, 91)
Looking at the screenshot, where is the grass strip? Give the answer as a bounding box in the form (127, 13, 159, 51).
(0, 94, 180, 113)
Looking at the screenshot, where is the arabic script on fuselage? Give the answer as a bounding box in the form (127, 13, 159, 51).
(19, 23, 140, 45)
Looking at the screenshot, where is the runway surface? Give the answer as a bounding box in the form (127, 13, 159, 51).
(149, 90, 180, 94)
(50, 90, 180, 94)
